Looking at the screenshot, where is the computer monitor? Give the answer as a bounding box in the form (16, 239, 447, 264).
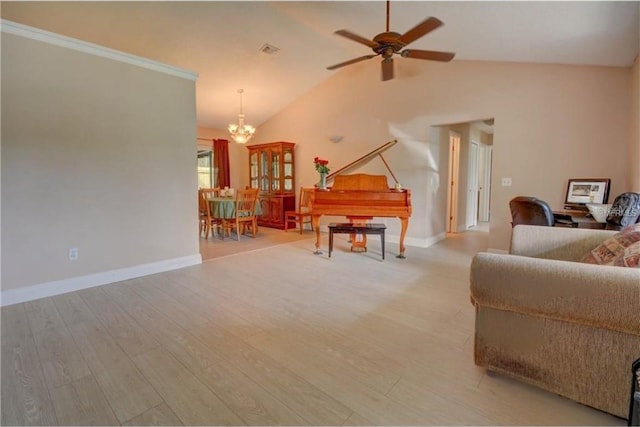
(563, 178, 611, 211)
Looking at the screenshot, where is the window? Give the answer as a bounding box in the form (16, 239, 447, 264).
(197, 150, 217, 188)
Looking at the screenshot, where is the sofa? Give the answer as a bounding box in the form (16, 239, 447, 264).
(470, 225, 640, 419)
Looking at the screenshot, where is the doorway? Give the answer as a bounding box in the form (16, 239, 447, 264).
(442, 119, 494, 234)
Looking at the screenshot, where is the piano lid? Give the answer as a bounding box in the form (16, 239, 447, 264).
(325, 139, 399, 184)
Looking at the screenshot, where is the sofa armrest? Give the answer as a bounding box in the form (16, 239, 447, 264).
(470, 252, 640, 336)
(511, 225, 617, 261)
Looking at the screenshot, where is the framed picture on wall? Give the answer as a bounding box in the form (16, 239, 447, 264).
(563, 178, 611, 210)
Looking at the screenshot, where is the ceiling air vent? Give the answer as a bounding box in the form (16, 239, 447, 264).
(259, 43, 280, 55)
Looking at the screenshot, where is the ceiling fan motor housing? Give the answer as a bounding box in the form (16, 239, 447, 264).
(373, 32, 404, 57)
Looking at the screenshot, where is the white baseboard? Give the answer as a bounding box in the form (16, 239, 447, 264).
(390, 232, 447, 248)
(1, 254, 202, 307)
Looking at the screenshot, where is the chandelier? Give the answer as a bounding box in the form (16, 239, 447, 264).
(228, 89, 256, 144)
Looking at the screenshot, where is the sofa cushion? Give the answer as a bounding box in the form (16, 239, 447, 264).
(581, 223, 640, 266)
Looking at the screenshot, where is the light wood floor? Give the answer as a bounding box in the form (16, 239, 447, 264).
(199, 225, 313, 261)
(2, 230, 624, 426)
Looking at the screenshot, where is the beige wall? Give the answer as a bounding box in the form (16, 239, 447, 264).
(631, 55, 640, 192)
(245, 59, 632, 251)
(1, 32, 199, 292)
(632, 2, 640, 193)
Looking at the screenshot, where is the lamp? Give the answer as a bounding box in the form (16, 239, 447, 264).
(228, 89, 255, 144)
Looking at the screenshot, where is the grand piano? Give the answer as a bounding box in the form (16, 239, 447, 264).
(309, 140, 412, 258)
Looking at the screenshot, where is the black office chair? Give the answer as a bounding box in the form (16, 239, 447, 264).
(605, 192, 640, 230)
(509, 196, 555, 227)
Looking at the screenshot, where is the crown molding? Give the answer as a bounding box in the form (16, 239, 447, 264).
(1, 19, 198, 81)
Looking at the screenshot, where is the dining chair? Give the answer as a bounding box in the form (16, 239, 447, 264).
(222, 188, 259, 240)
(284, 187, 314, 234)
(200, 187, 221, 199)
(198, 188, 221, 238)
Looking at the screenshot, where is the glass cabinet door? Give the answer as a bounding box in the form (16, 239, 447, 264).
(249, 152, 259, 189)
(260, 150, 269, 191)
(283, 149, 294, 192)
(271, 150, 280, 191)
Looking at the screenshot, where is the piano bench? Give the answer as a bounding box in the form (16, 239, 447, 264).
(328, 223, 386, 260)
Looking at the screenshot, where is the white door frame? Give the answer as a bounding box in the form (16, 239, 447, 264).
(466, 141, 479, 229)
(446, 131, 461, 233)
(478, 145, 493, 222)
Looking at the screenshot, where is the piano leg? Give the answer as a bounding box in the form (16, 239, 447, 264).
(312, 215, 322, 254)
(398, 217, 409, 258)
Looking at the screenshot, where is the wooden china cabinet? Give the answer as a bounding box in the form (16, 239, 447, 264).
(247, 141, 295, 229)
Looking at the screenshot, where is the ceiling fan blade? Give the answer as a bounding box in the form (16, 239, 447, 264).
(381, 58, 394, 81)
(401, 49, 455, 62)
(397, 17, 444, 46)
(326, 54, 377, 70)
(334, 29, 380, 49)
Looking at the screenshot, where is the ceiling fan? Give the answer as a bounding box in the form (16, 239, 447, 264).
(326, 1, 455, 81)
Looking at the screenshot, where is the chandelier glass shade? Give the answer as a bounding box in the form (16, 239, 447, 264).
(228, 89, 255, 144)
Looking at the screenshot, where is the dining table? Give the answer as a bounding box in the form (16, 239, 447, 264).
(208, 196, 262, 219)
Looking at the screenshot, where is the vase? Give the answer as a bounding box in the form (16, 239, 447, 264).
(319, 172, 327, 190)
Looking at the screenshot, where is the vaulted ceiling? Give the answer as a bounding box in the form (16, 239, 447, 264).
(2, 1, 638, 130)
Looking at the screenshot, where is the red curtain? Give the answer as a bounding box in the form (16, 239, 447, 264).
(213, 138, 230, 188)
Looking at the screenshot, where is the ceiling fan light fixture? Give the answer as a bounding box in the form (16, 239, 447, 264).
(228, 89, 256, 144)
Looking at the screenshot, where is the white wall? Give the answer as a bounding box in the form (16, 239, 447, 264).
(244, 59, 632, 251)
(1, 27, 199, 302)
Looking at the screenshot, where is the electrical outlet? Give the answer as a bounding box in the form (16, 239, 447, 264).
(501, 177, 512, 187)
(68, 247, 79, 261)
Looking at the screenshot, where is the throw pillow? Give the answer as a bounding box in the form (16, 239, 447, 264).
(581, 223, 640, 266)
(610, 241, 640, 267)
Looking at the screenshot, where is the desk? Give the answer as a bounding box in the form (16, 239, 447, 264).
(209, 197, 262, 219)
(553, 210, 607, 229)
(328, 223, 386, 260)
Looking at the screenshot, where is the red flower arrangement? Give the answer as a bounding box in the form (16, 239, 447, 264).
(313, 157, 330, 174)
